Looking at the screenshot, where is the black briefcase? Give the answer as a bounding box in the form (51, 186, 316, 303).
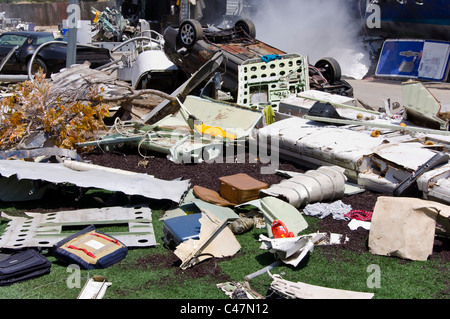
(0, 249, 51, 286)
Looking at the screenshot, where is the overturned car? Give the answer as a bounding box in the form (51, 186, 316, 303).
(163, 19, 353, 110)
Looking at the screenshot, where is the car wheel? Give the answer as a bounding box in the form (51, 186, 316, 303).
(234, 19, 256, 39)
(28, 58, 48, 77)
(178, 19, 203, 48)
(314, 57, 341, 83)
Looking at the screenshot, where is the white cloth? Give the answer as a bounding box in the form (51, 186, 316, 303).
(302, 200, 352, 221)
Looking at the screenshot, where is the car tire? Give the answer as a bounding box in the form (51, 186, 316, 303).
(315, 57, 341, 83)
(28, 57, 48, 77)
(178, 19, 203, 48)
(234, 19, 256, 39)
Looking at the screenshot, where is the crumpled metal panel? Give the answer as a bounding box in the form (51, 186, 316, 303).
(254, 116, 450, 195)
(182, 95, 262, 138)
(82, 94, 263, 164)
(0, 206, 157, 249)
(402, 81, 448, 130)
(0, 159, 189, 203)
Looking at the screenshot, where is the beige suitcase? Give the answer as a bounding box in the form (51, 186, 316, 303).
(219, 173, 268, 204)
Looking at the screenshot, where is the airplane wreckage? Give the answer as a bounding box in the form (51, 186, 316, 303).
(0, 15, 449, 298)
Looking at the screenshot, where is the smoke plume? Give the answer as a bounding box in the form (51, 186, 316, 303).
(247, 0, 370, 79)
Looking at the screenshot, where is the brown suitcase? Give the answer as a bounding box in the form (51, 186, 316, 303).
(219, 173, 268, 204)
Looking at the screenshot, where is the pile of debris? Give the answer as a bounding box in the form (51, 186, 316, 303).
(0, 40, 449, 300)
(91, 6, 140, 42)
(0, 11, 33, 32)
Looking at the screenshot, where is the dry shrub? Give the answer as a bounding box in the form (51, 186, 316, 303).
(0, 70, 109, 150)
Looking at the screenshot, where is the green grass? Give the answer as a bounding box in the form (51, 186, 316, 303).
(0, 191, 448, 300)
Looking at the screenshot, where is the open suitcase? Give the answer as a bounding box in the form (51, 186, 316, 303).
(0, 249, 51, 286)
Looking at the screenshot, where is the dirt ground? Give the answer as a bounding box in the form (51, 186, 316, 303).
(81, 147, 450, 268)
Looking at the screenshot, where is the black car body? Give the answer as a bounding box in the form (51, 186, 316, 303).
(0, 31, 112, 76)
(163, 19, 353, 104)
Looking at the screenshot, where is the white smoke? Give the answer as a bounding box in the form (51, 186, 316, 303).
(247, 0, 370, 79)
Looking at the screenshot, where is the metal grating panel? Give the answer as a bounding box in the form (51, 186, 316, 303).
(0, 206, 157, 249)
(237, 54, 310, 110)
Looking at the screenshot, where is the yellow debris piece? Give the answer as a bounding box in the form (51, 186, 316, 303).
(195, 123, 236, 140)
(93, 10, 100, 23)
(371, 130, 380, 137)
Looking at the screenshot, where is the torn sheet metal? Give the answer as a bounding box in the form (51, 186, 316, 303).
(180, 95, 263, 139)
(418, 162, 450, 203)
(253, 116, 450, 195)
(368, 196, 450, 261)
(149, 94, 262, 139)
(79, 125, 225, 164)
(174, 210, 241, 269)
(259, 232, 348, 267)
(0, 159, 189, 203)
(393, 151, 449, 197)
(259, 233, 325, 267)
(254, 117, 381, 179)
(402, 81, 449, 130)
(359, 143, 445, 193)
(267, 272, 374, 299)
(0, 206, 156, 249)
(81, 95, 262, 163)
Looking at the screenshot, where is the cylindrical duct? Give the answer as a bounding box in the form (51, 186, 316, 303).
(260, 165, 347, 208)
